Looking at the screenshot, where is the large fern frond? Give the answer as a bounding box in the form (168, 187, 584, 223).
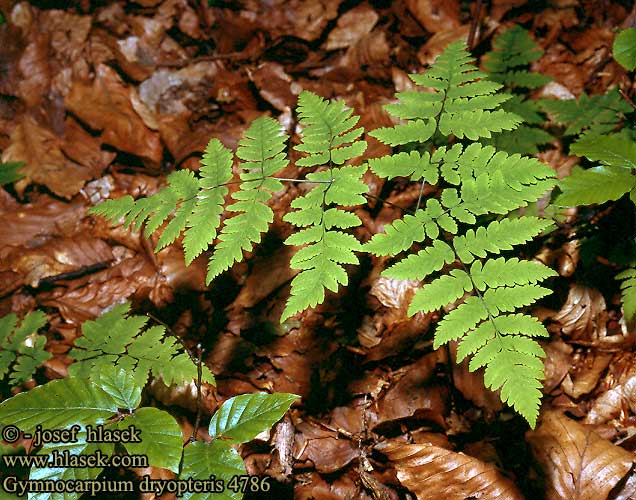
(282, 91, 367, 321)
(363, 40, 557, 427)
(207, 117, 287, 282)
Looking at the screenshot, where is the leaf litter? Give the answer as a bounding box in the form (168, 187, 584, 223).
(1, 1, 636, 498)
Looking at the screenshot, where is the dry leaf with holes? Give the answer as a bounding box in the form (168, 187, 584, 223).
(527, 411, 634, 500)
(376, 439, 522, 500)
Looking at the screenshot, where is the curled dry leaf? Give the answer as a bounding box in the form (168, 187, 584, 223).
(585, 356, 636, 425)
(294, 421, 359, 473)
(527, 411, 634, 500)
(542, 338, 574, 393)
(551, 284, 609, 344)
(247, 62, 299, 112)
(65, 64, 163, 163)
(376, 440, 523, 500)
(561, 351, 612, 399)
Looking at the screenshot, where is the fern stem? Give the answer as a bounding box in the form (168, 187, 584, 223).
(273, 177, 332, 184)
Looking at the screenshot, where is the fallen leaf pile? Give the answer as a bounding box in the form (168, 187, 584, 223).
(1, 1, 636, 499)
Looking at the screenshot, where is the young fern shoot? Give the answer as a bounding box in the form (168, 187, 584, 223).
(282, 91, 368, 321)
(365, 40, 557, 427)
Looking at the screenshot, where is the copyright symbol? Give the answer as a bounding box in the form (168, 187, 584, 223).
(2, 425, 20, 443)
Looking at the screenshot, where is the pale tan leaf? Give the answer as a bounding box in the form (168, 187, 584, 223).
(377, 440, 523, 500)
(527, 411, 633, 500)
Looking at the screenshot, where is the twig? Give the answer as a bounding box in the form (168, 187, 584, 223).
(467, 0, 484, 51)
(620, 89, 636, 110)
(191, 343, 204, 443)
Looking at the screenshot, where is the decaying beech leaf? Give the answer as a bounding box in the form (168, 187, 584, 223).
(2, 114, 110, 198)
(561, 351, 612, 398)
(324, 4, 379, 50)
(376, 440, 523, 500)
(527, 411, 633, 500)
(65, 64, 163, 163)
(551, 284, 609, 343)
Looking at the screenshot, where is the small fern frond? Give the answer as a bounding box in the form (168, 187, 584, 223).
(282, 92, 367, 320)
(483, 25, 551, 89)
(207, 117, 288, 283)
(540, 88, 631, 139)
(68, 303, 214, 388)
(617, 268, 636, 322)
(295, 91, 367, 166)
(0, 311, 50, 386)
(370, 40, 522, 145)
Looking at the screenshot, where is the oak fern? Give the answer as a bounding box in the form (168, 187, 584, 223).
(482, 25, 553, 154)
(0, 310, 51, 386)
(365, 40, 557, 427)
(282, 91, 367, 321)
(68, 303, 214, 388)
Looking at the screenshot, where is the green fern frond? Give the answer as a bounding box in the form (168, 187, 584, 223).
(370, 40, 522, 145)
(365, 40, 557, 427)
(183, 139, 233, 264)
(282, 92, 367, 321)
(481, 27, 552, 154)
(483, 26, 550, 89)
(89, 138, 235, 266)
(68, 303, 214, 388)
(540, 88, 631, 139)
(207, 117, 287, 282)
(0, 311, 51, 386)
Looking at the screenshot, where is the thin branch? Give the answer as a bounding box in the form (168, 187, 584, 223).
(191, 343, 204, 443)
(620, 89, 636, 110)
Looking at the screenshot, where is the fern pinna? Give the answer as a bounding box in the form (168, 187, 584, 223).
(481, 25, 553, 155)
(90, 97, 367, 320)
(281, 91, 367, 320)
(365, 40, 557, 427)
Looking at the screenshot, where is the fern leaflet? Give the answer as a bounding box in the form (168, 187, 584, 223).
(481, 26, 552, 154)
(68, 303, 214, 388)
(0, 311, 51, 386)
(207, 116, 287, 281)
(282, 91, 367, 321)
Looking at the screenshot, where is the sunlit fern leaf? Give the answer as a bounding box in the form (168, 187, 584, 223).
(206, 116, 287, 283)
(366, 40, 557, 427)
(0, 311, 50, 386)
(295, 91, 367, 166)
(183, 139, 233, 264)
(68, 303, 214, 388)
(371, 41, 522, 144)
(282, 92, 367, 321)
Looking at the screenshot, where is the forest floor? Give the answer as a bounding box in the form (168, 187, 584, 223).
(1, 0, 636, 499)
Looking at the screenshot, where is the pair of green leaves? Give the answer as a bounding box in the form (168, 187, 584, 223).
(0, 367, 298, 500)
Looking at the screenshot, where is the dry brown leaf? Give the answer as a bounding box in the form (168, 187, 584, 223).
(404, 0, 461, 33)
(561, 351, 612, 398)
(376, 440, 523, 500)
(65, 64, 163, 163)
(527, 411, 634, 500)
(551, 284, 609, 343)
(294, 421, 359, 473)
(542, 338, 574, 393)
(2, 114, 109, 198)
(324, 4, 379, 50)
(247, 62, 299, 112)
